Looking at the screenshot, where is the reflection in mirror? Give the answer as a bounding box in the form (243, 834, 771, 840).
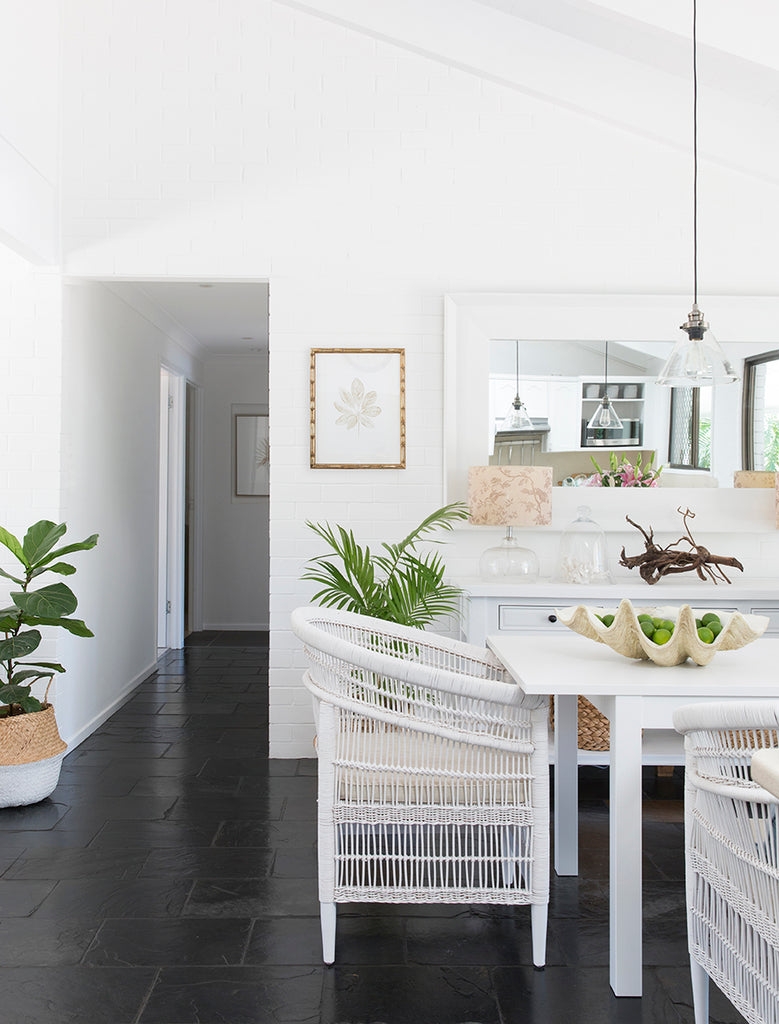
(443, 294, 779, 501)
(743, 351, 779, 471)
(488, 340, 676, 486)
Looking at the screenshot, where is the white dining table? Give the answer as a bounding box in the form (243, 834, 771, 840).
(485, 631, 779, 998)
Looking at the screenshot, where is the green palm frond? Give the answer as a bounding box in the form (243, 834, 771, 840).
(302, 505, 467, 629)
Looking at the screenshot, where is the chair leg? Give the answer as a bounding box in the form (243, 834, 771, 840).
(690, 958, 709, 1024)
(321, 901, 336, 965)
(531, 902, 548, 969)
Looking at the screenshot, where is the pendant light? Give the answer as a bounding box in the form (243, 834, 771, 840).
(587, 342, 623, 431)
(500, 340, 533, 431)
(657, 0, 738, 388)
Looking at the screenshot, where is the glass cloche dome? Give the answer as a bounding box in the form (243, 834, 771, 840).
(553, 505, 611, 584)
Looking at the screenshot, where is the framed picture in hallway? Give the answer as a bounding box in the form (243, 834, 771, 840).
(310, 348, 406, 469)
(235, 413, 269, 495)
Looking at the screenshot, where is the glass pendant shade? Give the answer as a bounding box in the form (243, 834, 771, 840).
(587, 395, 623, 431)
(502, 395, 534, 431)
(657, 305, 739, 387)
(587, 342, 623, 432)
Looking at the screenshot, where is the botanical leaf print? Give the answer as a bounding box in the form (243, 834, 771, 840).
(255, 437, 270, 467)
(334, 377, 381, 432)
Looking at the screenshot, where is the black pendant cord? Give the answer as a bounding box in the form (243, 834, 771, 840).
(604, 342, 609, 391)
(693, 0, 698, 306)
(515, 339, 519, 398)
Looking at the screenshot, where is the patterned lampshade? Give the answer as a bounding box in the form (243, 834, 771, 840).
(468, 466, 553, 527)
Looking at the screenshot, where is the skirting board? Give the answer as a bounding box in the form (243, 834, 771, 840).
(203, 622, 269, 631)
(61, 660, 158, 752)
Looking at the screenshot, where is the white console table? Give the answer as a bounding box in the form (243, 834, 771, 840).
(456, 576, 779, 765)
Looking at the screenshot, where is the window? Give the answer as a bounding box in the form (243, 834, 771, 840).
(743, 350, 779, 470)
(669, 387, 711, 470)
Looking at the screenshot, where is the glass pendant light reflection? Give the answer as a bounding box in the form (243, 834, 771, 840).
(657, 0, 739, 389)
(501, 341, 533, 431)
(587, 343, 623, 432)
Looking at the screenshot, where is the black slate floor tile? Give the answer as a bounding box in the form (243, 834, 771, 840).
(0, 918, 99, 965)
(213, 818, 316, 848)
(32, 877, 193, 918)
(83, 916, 253, 966)
(0, 799, 69, 830)
(320, 964, 502, 1024)
(140, 964, 322, 1023)
(4, 845, 148, 880)
(0, 879, 57, 916)
(183, 877, 318, 918)
(655, 966, 749, 1024)
(89, 819, 220, 848)
(494, 966, 685, 1024)
(0, 966, 156, 1024)
(140, 847, 274, 878)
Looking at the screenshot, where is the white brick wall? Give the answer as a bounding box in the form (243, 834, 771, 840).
(48, 1, 779, 754)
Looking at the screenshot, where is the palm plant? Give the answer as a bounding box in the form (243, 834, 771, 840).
(302, 503, 469, 629)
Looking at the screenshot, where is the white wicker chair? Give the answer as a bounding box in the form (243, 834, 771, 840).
(673, 700, 779, 1024)
(291, 605, 550, 967)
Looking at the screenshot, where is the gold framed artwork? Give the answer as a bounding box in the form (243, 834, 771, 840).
(310, 348, 406, 469)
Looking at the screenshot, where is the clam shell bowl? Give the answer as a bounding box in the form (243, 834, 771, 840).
(555, 598, 769, 667)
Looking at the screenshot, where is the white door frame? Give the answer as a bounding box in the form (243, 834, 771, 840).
(158, 366, 187, 650)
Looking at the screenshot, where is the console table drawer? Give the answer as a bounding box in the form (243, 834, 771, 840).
(751, 606, 779, 634)
(498, 604, 566, 631)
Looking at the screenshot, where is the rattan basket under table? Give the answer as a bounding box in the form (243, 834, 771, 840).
(550, 695, 609, 751)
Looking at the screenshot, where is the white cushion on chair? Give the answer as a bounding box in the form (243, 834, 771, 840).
(751, 748, 779, 799)
(337, 724, 530, 806)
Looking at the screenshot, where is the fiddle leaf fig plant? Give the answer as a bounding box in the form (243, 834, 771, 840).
(0, 521, 98, 717)
(302, 503, 468, 629)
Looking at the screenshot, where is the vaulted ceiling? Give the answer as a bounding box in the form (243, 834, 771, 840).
(278, 0, 779, 184)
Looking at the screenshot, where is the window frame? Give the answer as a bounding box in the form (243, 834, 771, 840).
(668, 387, 709, 471)
(742, 349, 779, 471)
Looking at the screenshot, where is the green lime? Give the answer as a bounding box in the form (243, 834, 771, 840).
(697, 626, 715, 644)
(602, 614, 615, 627)
(637, 614, 652, 624)
(640, 621, 655, 638)
(660, 620, 675, 632)
(695, 618, 704, 628)
(596, 615, 604, 622)
(701, 612, 721, 626)
(653, 628, 672, 645)
(708, 621, 723, 637)
(652, 617, 664, 629)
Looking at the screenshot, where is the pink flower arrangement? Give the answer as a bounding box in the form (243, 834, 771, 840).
(586, 452, 662, 488)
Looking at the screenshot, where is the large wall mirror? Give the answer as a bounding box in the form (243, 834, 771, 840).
(444, 293, 779, 505)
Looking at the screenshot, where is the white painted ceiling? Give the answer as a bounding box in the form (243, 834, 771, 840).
(115, 281, 270, 357)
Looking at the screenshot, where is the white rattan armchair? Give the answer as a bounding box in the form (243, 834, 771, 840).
(291, 605, 550, 967)
(673, 700, 779, 1024)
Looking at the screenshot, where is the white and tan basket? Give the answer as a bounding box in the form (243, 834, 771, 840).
(0, 705, 67, 765)
(0, 705, 67, 807)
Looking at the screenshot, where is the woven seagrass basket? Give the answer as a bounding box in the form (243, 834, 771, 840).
(549, 696, 609, 751)
(0, 705, 67, 766)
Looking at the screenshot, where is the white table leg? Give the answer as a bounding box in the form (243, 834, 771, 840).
(554, 693, 578, 876)
(605, 694, 643, 997)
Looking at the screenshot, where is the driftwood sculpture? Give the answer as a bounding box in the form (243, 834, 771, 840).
(619, 507, 744, 585)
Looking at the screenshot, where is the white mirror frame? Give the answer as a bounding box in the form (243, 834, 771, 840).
(443, 292, 779, 533)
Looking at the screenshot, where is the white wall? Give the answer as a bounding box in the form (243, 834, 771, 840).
(202, 354, 269, 630)
(0, 1, 60, 262)
(58, 280, 204, 746)
(49, 1, 779, 754)
(0, 246, 63, 675)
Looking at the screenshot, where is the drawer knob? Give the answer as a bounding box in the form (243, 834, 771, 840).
(548, 614, 557, 623)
